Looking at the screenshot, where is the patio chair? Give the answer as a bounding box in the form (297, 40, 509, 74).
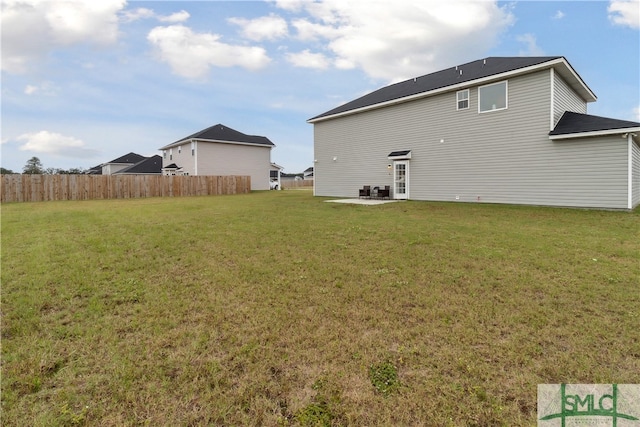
(359, 185, 371, 198)
(372, 186, 380, 199)
(378, 186, 390, 199)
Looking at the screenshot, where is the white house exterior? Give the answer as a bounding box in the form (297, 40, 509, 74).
(309, 57, 640, 210)
(159, 124, 275, 190)
(101, 153, 147, 175)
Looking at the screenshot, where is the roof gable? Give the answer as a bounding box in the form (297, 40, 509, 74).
(113, 155, 162, 174)
(309, 56, 594, 122)
(550, 112, 640, 138)
(161, 124, 274, 149)
(105, 152, 146, 165)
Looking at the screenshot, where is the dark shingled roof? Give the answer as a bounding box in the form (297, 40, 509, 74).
(106, 152, 147, 164)
(164, 124, 274, 149)
(113, 155, 162, 175)
(309, 57, 564, 121)
(162, 163, 181, 169)
(388, 150, 411, 157)
(550, 112, 640, 136)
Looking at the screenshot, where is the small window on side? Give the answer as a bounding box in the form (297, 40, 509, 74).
(178, 145, 181, 154)
(457, 89, 469, 110)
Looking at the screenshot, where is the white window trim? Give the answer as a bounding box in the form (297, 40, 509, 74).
(456, 89, 469, 110)
(478, 80, 508, 113)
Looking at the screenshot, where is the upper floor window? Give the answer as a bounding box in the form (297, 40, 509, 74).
(479, 81, 507, 113)
(169, 148, 173, 160)
(178, 145, 181, 154)
(191, 141, 195, 156)
(456, 89, 469, 110)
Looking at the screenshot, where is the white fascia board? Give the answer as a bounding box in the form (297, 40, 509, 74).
(308, 57, 596, 124)
(549, 127, 640, 140)
(160, 138, 272, 150)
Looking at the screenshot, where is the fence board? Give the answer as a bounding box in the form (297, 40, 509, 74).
(0, 175, 251, 203)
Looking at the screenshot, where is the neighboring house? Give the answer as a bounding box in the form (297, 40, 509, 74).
(270, 162, 284, 189)
(308, 56, 640, 210)
(303, 167, 314, 180)
(86, 165, 102, 175)
(112, 155, 162, 175)
(101, 152, 147, 175)
(159, 124, 276, 190)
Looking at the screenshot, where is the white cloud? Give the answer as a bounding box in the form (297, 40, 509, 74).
(276, 0, 514, 82)
(273, 0, 306, 13)
(634, 106, 640, 121)
(158, 10, 190, 24)
(228, 13, 288, 41)
(286, 49, 331, 69)
(516, 33, 545, 56)
(147, 25, 271, 79)
(1, 0, 126, 74)
(17, 131, 98, 158)
(23, 81, 58, 96)
(121, 7, 156, 22)
(553, 10, 565, 20)
(24, 85, 39, 95)
(608, 0, 640, 28)
(121, 7, 189, 23)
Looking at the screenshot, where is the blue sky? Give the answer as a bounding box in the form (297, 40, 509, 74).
(2, 0, 639, 174)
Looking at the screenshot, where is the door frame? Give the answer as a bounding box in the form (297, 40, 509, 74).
(393, 160, 409, 200)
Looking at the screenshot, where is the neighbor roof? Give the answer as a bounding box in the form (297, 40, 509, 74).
(104, 152, 147, 165)
(160, 124, 274, 150)
(113, 155, 162, 174)
(309, 56, 596, 122)
(550, 112, 640, 139)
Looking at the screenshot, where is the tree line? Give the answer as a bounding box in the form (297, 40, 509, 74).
(1, 157, 87, 175)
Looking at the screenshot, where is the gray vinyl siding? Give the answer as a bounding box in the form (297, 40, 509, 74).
(633, 139, 640, 208)
(553, 72, 587, 127)
(194, 142, 271, 190)
(314, 69, 629, 209)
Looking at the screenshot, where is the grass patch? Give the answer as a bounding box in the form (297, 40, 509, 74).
(2, 191, 639, 425)
(369, 360, 400, 397)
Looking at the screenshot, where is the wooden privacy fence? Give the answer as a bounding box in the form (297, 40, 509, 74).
(282, 179, 313, 189)
(0, 174, 251, 203)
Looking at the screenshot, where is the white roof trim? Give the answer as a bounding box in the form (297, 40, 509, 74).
(308, 57, 596, 124)
(160, 138, 273, 150)
(549, 127, 640, 140)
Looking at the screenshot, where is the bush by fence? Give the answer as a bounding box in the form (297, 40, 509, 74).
(0, 174, 251, 203)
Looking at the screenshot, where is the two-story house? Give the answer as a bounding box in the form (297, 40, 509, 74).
(159, 124, 275, 190)
(308, 57, 640, 209)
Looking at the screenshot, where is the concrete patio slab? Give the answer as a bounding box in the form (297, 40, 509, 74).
(325, 198, 399, 205)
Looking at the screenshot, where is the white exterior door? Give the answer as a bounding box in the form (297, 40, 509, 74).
(393, 161, 409, 199)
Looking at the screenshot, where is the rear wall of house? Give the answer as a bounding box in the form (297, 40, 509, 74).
(313, 69, 629, 209)
(633, 138, 640, 208)
(197, 142, 272, 190)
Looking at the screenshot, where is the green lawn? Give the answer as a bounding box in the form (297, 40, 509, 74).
(2, 191, 639, 426)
